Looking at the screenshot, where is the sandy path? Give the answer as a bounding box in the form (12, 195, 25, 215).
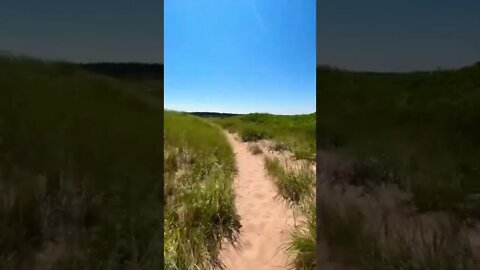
(219, 133, 294, 269)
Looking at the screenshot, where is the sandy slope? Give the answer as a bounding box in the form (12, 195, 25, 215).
(219, 133, 295, 269)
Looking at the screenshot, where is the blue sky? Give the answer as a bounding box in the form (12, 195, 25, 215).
(0, 1, 163, 63)
(318, 0, 480, 72)
(164, 0, 316, 115)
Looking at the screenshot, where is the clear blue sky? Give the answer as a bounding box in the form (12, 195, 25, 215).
(318, 0, 480, 72)
(164, 0, 316, 115)
(0, 1, 163, 63)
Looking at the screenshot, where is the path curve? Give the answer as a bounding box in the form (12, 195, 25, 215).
(219, 132, 294, 269)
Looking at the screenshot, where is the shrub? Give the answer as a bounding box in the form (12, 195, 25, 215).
(240, 128, 270, 142)
(248, 143, 263, 155)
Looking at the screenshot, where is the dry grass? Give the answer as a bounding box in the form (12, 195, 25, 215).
(316, 157, 478, 269)
(248, 143, 263, 155)
(263, 154, 316, 270)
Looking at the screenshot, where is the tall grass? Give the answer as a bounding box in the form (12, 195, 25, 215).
(214, 113, 316, 161)
(0, 56, 163, 269)
(317, 191, 474, 270)
(264, 157, 315, 205)
(286, 198, 316, 270)
(317, 63, 480, 268)
(164, 111, 240, 269)
(264, 156, 316, 269)
(317, 65, 480, 216)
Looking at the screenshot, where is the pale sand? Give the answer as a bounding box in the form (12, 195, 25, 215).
(219, 133, 295, 269)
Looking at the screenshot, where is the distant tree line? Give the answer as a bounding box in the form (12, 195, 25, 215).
(78, 63, 164, 80)
(189, 112, 242, 118)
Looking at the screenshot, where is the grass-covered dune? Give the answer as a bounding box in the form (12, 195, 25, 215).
(317, 63, 480, 214)
(164, 111, 240, 269)
(317, 63, 480, 269)
(214, 113, 316, 161)
(0, 56, 163, 269)
(78, 62, 164, 101)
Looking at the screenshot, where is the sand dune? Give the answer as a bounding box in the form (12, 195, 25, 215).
(219, 133, 295, 269)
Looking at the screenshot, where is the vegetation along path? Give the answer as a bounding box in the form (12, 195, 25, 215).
(219, 132, 294, 269)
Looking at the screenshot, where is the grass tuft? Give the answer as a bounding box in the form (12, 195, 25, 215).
(263, 155, 316, 270)
(270, 142, 290, 152)
(264, 157, 315, 205)
(248, 143, 263, 155)
(287, 198, 317, 270)
(240, 128, 270, 142)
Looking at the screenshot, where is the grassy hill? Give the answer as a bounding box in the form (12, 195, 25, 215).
(316, 62, 480, 269)
(0, 56, 163, 269)
(77, 62, 164, 101)
(317, 63, 480, 214)
(214, 113, 316, 161)
(164, 111, 240, 269)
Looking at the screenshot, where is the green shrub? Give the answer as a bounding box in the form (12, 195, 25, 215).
(248, 143, 263, 155)
(240, 128, 270, 142)
(270, 142, 290, 152)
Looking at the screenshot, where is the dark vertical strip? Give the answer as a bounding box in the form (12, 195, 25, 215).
(315, 1, 321, 269)
(160, 1, 165, 268)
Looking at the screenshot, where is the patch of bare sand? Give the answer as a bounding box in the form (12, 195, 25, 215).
(219, 133, 295, 269)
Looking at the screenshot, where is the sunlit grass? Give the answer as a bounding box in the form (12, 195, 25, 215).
(164, 111, 240, 269)
(263, 155, 316, 270)
(214, 113, 316, 161)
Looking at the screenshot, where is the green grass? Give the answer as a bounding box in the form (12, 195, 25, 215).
(0, 56, 163, 269)
(263, 156, 316, 270)
(214, 113, 316, 161)
(239, 127, 271, 142)
(318, 63, 480, 216)
(264, 157, 315, 205)
(317, 63, 480, 269)
(164, 111, 240, 270)
(317, 197, 473, 270)
(286, 198, 316, 270)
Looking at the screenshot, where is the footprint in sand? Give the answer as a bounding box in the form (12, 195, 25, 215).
(253, 192, 265, 199)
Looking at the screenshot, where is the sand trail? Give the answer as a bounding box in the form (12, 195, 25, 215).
(219, 133, 294, 270)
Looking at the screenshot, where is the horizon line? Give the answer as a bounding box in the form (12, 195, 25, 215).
(317, 60, 480, 74)
(164, 108, 316, 116)
(0, 51, 164, 65)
